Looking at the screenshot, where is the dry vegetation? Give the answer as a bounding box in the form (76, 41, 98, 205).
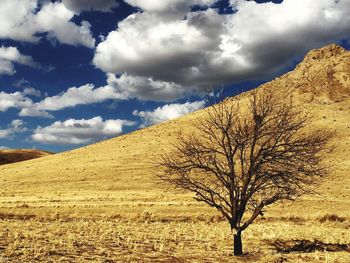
(0, 205, 349, 262)
(0, 44, 349, 262)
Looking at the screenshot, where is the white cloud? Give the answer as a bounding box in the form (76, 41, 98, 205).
(0, 91, 33, 112)
(106, 73, 188, 102)
(94, 0, 350, 101)
(93, 9, 224, 86)
(0, 0, 95, 48)
(0, 119, 27, 139)
(133, 101, 205, 126)
(62, 0, 118, 13)
(19, 83, 124, 117)
(0, 90, 50, 118)
(0, 146, 9, 150)
(35, 84, 121, 110)
(0, 46, 39, 67)
(32, 116, 136, 145)
(0, 46, 39, 75)
(35, 2, 95, 47)
(0, 129, 11, 139)
(0, 60, 14, 75)
(23, 87, 41, 98)
(19, 108, 53, 118)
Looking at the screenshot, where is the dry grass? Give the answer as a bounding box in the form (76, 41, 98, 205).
(318, 214, 346, 224)
(0, 204, 349, 263)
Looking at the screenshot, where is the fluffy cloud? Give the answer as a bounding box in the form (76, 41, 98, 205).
(94, 9, 225, 87)
(0, 91, 33, 112)
(0, 89, 48, 117)
(133, 101, 205, 126)
(0, 60, 15, 75)
(0, 119, 27, 139)
(62, 0, 118, 13)
(19, 108, 53, 118)
(32, 116, 136, 145)
(35, 84, 121, 110)
(0, 46, 39, 75)
(0, 46, 39, 68)
(0, 0, 95, 48)
(94, 0, 350, 101)
(106, 73, 188, 101)
(19, 83, 124, 117)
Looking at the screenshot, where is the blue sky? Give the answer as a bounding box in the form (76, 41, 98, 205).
(0, 0, 349, 152)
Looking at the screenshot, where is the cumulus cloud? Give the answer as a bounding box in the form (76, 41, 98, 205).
(133, 101, 205, 126)
(0, 46, 39, 75)
(35, 84, 121, 111)
(0, 89, 48, 117)
(0, 0, 95, 48)
(94, 0, 350, 101)
(94, 9, 225, 86)
(62, 0, 118, 13)
(0, 119, 27, 139)
(19, 83, 124, 117)
(0, 91, 33, 112)
(106, 73, 188, 101)
(0, 46, 39, 68)
(32, 116, 136, 145)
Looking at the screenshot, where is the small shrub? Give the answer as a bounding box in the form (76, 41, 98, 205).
(318, 214, 346, 223)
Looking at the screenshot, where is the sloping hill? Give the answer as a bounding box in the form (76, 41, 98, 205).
(0, 44, 349, 215)
(0, 149, 52, 166)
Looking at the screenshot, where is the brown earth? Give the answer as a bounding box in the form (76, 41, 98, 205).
(0, 149, 52, 166)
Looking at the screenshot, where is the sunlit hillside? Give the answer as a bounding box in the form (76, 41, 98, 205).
(0, 44, 349, 262)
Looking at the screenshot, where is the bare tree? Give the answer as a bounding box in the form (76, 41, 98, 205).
(157, 89, 333, 256)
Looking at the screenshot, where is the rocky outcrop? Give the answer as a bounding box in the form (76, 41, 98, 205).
(258, 44, 350, 103)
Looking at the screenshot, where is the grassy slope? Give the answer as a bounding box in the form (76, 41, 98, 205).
(0, 44, 349, 262)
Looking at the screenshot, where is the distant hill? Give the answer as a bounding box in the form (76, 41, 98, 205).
(0, 149, 53, 166)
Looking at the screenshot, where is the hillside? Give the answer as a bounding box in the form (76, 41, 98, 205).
(0, 44, 349, 204)
(0, 44, 349, 262)
(0, 149, 52, 166)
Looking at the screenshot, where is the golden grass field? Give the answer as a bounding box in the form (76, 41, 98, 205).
(0, 44, 349, 262)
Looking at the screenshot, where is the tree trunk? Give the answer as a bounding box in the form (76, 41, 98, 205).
(233, 231, 243, 256)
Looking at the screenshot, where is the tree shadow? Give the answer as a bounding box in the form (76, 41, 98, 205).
(269, 239, 350, 253)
